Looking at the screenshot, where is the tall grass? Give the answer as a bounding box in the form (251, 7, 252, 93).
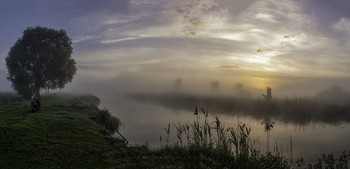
(159, 107, 290, 169)
(296, 150, 350, 169)
(262, 119, 275, 153)
(167, 108, 256, 156)
(153, 108, 290, 169)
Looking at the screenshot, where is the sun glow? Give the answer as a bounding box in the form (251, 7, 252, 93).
(247, 77, 275, 91)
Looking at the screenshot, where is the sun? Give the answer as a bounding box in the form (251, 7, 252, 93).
(246, 77, 274, 90)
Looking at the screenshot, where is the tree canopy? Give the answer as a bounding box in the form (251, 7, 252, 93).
(5, 26, 77, 98)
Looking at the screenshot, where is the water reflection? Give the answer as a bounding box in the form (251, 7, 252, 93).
(126, 92, 350, 125)
(122, 92, 350, 163)
(99, 92, 350, 164)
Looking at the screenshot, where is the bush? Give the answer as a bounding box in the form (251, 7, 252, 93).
(94, 108, 121, 135)
(106, 117, 121, 135)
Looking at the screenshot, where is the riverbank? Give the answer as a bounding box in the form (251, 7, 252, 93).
(0, 94, 137, 168)
(0, 93, 292, 168)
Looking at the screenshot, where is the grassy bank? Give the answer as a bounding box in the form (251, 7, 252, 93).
(0, 93, 135, 168)
(0, 93, 294, 168)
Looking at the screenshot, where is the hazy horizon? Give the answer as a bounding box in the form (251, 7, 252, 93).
(2, 0, 350, 97)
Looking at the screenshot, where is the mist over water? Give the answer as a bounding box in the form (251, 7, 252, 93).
(71, 76, 350, 163)
(46, 72, 348, 164)
(126, 84, 350, 124)
(102, 90, 350, 163)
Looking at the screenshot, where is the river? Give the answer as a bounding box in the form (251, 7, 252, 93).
(99, 92, 350, 164)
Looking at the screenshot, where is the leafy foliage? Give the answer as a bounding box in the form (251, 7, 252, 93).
(5, 26, 76, 98)
(92, 108, 121, 135)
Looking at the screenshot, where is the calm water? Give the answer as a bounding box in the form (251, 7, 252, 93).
(99, 93, 350, 164)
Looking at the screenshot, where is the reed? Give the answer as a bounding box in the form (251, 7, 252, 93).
(164, 123, 170, 145)
(159, 108, 290, 168)
(164, 108, 260, 157)
(297, 150, 350, 169)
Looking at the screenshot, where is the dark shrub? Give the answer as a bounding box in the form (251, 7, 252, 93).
(94, 108, 121, 135)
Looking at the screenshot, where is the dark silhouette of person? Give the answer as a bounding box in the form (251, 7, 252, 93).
(31, 97, 41, 113)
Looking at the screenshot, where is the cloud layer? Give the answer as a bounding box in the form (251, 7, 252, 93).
(1, 0, 350, 94)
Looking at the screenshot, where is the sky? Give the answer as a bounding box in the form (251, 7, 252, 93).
(1, 0, 350, 96)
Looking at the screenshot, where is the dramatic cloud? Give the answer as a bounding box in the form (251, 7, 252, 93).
(52, 0, 350, 94)
(1, 0, 350, 93)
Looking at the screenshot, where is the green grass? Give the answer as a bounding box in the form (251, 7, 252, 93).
(0, 93, 293, 169)
(0, 94, 135, 169)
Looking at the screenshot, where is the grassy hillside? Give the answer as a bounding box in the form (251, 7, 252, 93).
(0, 94, 137, 169)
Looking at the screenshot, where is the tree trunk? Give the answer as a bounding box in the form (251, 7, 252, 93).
(34, 86, 41, 98)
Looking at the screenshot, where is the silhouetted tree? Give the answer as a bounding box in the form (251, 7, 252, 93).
(262, 87, 272, 100)
(173, 78, 182, 91)
(211, 81, 220, 93)
(6, 26, 77, 98)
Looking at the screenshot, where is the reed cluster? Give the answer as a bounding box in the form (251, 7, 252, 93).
(154, 107, 289, 169)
